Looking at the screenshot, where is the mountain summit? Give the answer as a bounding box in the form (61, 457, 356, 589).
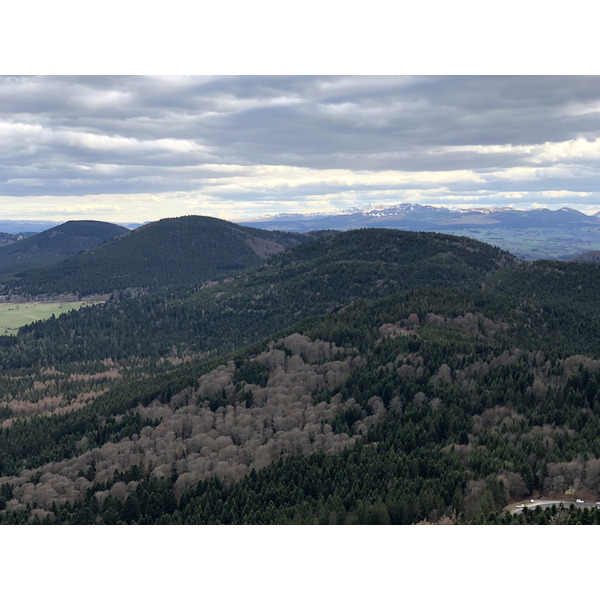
(238, 203, 600, 260)
(0, 220, 130, 276)
(239, 202, 599, 231)
(6, 215, 317, 296)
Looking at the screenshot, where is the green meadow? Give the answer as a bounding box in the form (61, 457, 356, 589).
(0, 301, 98, 335)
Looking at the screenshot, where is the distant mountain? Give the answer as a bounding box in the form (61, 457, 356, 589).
(0, 220, 130, 276)
(6, 215, 319, 296)
(569, 250, 600, 263)
(239, 203, 600, 231)
(238, 203, 600, 260)
(0, 220, 143, 233)
(0, 220, 62, 234)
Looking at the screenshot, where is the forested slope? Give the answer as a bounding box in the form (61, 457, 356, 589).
(0, 232, 29, 248)
(0, 229, 518, 368)
(5, 216, 316, 296)
(485, 259, 600, 305)
(0, 220, 130, 277)
(1, 227, 600, 525)
(2, 285, 600, 524)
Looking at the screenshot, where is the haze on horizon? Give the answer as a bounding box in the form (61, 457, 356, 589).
(2, 75, 600, 224)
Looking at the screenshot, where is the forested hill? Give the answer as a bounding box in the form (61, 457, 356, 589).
(0, 232, 29, 248)
(3, 279, 600, 524)
(263, 228, 517, 280)
(0, 228, 519, 369)
(484, 260, 600, 305)
(0, 220, 130, 277)
(3, 226, 600, 525)
(5, 216, 317, 296)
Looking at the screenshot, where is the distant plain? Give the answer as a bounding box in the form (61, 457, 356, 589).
(440, 227, 600, 260)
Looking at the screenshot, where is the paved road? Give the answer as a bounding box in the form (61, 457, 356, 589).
(509, 500, 598, 514)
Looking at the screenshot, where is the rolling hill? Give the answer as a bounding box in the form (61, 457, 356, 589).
(2, 252, 600, 524)
(0, 220, 130, 277)
(484, 259, 600, 305)
(5, 215, 320, 296)
(2, 224, 600, 525)
(0, 228, 519, 368)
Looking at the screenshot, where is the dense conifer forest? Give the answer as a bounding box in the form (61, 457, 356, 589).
(0, 219, 599, 525)
(0, 220, 129, 277)
(1, 216, 321, 296)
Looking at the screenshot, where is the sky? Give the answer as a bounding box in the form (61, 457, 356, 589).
(1, 4, 600, 225)
(3, 74, 600, 224)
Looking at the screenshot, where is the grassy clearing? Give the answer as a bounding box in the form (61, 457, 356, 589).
(0, 301, 100, 335)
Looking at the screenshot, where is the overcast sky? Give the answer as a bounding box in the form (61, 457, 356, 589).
(2, 75, 600, 223)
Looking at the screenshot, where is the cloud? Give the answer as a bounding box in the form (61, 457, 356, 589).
(0, 119, 209, 156)
(540, 190, 591, 198)
(533, 138, 600, 163)
(2, 75, 600, 220)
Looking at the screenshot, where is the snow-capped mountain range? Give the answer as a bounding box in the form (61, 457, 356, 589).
(239, 203, 600, 233)
(238, 203, 600, 261)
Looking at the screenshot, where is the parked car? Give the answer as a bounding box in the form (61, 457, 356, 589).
(530, 499, 535, 503)
(516, 504, 525, 509)
(576, 499, 584, 503)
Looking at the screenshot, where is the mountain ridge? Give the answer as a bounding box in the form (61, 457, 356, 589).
(238, 202, 600, 260)
(240, 202, 600, 228)
(4, 215, 322, 296)
(0, 220, 130, 276)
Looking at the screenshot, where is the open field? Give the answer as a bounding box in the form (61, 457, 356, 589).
(0, 301, 100, 335)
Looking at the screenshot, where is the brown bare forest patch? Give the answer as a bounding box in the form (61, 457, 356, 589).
(1, 390, 102, 425)
(0, 334, 388, 511)
(68, 369, 121, 382)
(244, 235, 286, 259)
